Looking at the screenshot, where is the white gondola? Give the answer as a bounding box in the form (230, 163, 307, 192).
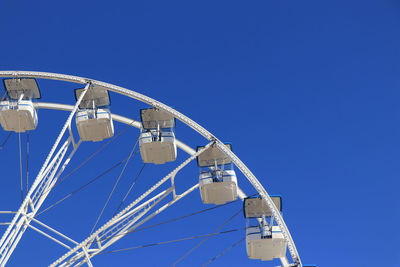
(75, 86, 114, 142)
(197, 144, 238, 205)
(0, 78, 40, 132)
(139, 108, 177, 164)
(244, 196, 287, 261)
(246, 225, 286, 261)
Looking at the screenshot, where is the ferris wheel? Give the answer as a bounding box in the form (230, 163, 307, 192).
(0, 71, 303, 267)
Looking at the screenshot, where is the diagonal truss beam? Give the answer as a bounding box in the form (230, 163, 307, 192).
(0, 83, 90, 266)
(50, 142, 214, 267)
(0, 212, 79, 250)
(76, 184, 199, 267)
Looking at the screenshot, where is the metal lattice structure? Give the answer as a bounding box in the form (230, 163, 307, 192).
(0, 71, 302, 267)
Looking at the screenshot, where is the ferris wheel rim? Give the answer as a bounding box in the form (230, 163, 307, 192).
(0, 70, 302, 266)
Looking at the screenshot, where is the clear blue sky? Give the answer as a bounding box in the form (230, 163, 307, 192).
(0, 1, 399, 266)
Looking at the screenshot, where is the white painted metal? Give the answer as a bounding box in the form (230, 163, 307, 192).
(19, 214, 79, 248)
(197, 143, 232, 167)
(74, 85, 114, 142)
(26, 223, 72, 250)
(139, 107, 177, 164)
(32, 102, 205, 163)
(215, 141, 300, 266)
(246, 225, 287, 261)
(139, 130, 177, 164)
(140, 108, 175, 129)
(76, 183, 200, 267)
(197, 144, 238, 205)
(0, 71, 301, 266)
(199, 169, 238, 204)
(0, 83, 89, 266)
(34, 101, 248, 203)
(280, 256, 290, 267)
(3, 78, 40, 99)
(49, 142, 213, 267)
(76, 108, 114, 142)
(244, 196, 282, 218)
(74, 86, 110, 109)
(0, 104, 284, 265)
(0, 100, 38, 132)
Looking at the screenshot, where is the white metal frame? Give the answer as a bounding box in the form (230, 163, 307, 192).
(0, 211, 79, 250)
(0, 82, 89, 266)
(50, 142, 213, 267)
(0, 71, 302, 267)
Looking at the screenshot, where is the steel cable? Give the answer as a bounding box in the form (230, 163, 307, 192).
(35, 120, 138, 217)
(125, 199, 239, 235)
(171, 208, 243, 266)
(35, 159, 127, 217)
(0, 132, 12, 150)
(18, 132, 23, 202)
(97, 227, 246, 256)
(112, 163, 146, 217)
(79, 194, 254, 249)
(61, 197, 242, 250)
(37, 120, 136, 202)
(53, 121, 135, 188)
(202, 237, 245, 266)
(89, 136, 140, 235)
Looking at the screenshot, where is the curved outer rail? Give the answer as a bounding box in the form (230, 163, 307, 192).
(0, 71, 302, 266)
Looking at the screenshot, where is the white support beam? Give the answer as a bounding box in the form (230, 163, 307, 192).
(96, 188, 173, 244)
(75, 183, 200, 267)
(0, 83, 90, 266)
(50, 142, 213, 267)
(22, 214, 79, 246)
(25, 224, 72, 250)
(81, 248, 93, 267)
(57, 189, 172, 267)
(280, 256, 290, 267)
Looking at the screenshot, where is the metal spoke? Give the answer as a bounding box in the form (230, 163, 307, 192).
(26, 131, 30, 195)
